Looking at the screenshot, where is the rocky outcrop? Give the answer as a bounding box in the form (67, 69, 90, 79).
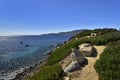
(91, 33, 98, 37)
(70, 48, 85, 63)
(79, 43, 94, 57)
(64, 61, 80, 74)
(64, 48, 85, 74)
(64, 76, 70, 80)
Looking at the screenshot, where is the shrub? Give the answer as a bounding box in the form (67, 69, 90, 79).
(28, 64, 63, 80)
(47, 32, 120, 65)
(90, 32, 120, 45)
(28, 29, 120, 80)
(94, 41, 120, 80)
(71, 28, 117, 39)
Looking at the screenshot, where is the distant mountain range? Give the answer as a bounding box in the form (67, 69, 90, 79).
(41, 29, 87, 37)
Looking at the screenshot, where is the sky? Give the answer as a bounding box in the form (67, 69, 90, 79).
(0, 0, 120, 35)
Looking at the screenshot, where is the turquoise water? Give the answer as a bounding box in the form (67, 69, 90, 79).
(8, 46, 38, 59)
(0, 35, 71, 73)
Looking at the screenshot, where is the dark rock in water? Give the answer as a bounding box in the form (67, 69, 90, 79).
(47, 51, 52, 55)
(20, 41, 23, 44)
(64, 41, 67, 44)
(56, 43, 63, 47)
(64, 41, 69, 44)
(25, 44, 29, 47)
(13, 72, 25, 80)
(34, 63, 39, 66)
(40, 61, 42, 63)
(1, 71, 5, 75)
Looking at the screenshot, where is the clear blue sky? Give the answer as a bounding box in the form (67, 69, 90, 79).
(0, 0, 120, 35)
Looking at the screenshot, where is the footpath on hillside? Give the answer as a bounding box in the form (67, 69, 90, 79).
(65, 46, 106, 80)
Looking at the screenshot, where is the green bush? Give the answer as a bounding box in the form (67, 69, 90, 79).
(29, 29, 120, 80)
(94, 41, 120, 80)
(28, 64, 63, 80)
(46, 37, 91, 65)
(47, 32, 120, 65)
(71, 28, 117, 39)
(90, 32, 120, 45)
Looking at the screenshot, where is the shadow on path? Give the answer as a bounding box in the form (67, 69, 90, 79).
(90, 47, 98, 57)
(79, 58, 88, 67)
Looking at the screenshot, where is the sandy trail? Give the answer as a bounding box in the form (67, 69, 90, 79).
(69, 46, 106, 80)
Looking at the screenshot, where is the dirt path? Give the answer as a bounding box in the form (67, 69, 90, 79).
(69, 46, 106, 80)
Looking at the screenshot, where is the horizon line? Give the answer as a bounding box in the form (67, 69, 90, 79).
(0, 27, 118, 36)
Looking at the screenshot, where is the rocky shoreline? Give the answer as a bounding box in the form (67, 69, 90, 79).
(0, 59, 45, 80)
(22, 42, 67, 80)
(0, 41, 66, 80)
(0, 41, 67, 80)
(13, 59, 45, 80)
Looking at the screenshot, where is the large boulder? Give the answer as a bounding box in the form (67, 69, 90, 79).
(64, 61, 80, 74)
(63, 49, 85, 74)
(91, 33, 98, 37)
(79, 43, 94, 57)
(70, 48, 85, 63)
(64, 77, 70, 80)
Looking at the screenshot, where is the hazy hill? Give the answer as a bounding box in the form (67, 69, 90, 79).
(41, 29, 86, 37)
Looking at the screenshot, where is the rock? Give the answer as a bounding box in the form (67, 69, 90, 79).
(20, 41, 23, 44)
(56, 43, 63, 48)
(63, 48, 85, 74)
(91, 33, 98, 37)
(1, 71, 5, 75)
(64, 61, 80, 74)
(64, 76, 70, 80)
(64, 41, 67, 44)
(64, 41, 69, 44)
(25, 44, 29, 47)
(79, 43, 94, 57)
(58, 43, 63, 46)
(70, 48, 85, 63)
(47, 51, 52, 55)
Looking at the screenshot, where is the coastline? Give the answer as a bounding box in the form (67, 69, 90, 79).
(0, 49, 53, 80)
(0, 36, 69, 80)
(11, 42, 65, 80)
(0, 58, 46, 80)
(0, 29, 119, 80)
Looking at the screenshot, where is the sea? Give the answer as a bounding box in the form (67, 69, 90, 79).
(0, 34, 71, 79)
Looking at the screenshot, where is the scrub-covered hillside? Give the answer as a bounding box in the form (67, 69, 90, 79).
(28, 28, 120, 80)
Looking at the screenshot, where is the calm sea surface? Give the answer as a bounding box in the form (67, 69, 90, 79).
(0, 35, 71, 77)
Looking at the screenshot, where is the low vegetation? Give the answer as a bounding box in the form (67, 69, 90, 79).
(47, 31, 120, 65)
(71, 28, 117, 39)
(28, 64, 63, 80)
(94, 41, 120, 80)
(28, 28, 120, 80)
